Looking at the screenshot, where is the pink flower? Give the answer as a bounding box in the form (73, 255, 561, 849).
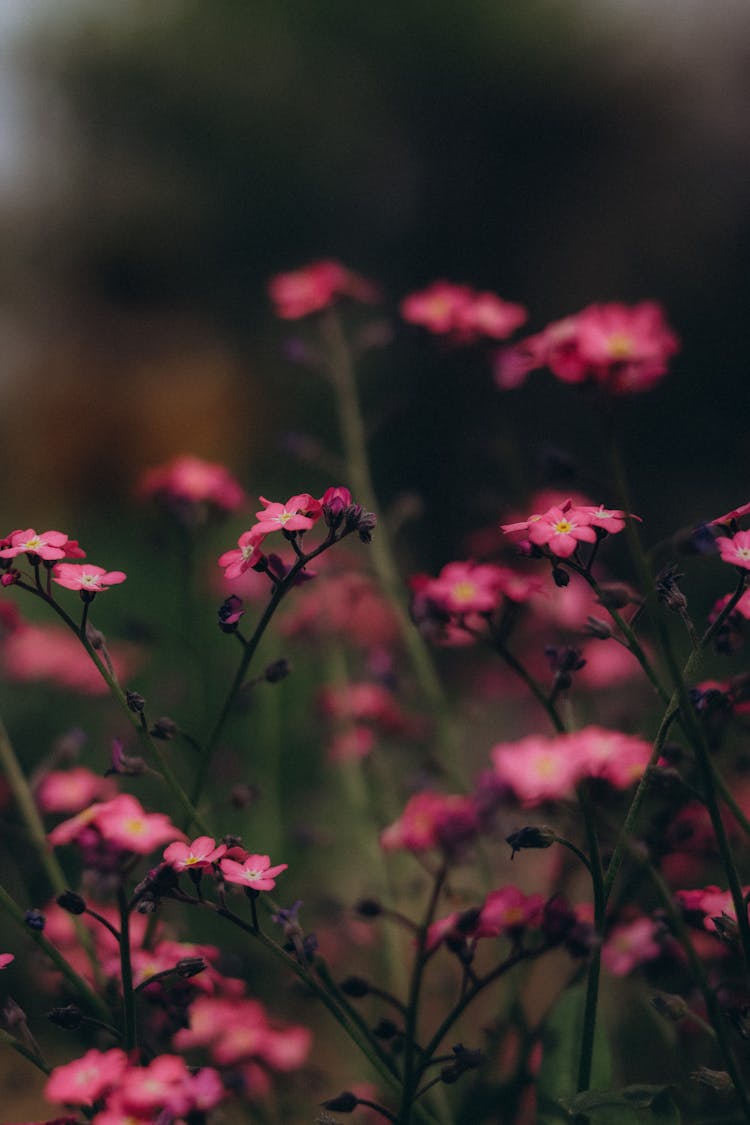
(220, 853, 288, 891)
(715, 530, 750, 570)
(0, 621, 137, 695)
(45, 1048, 128, 1106)
(0, 529, 71, 562)
(0, 952, 14, 969)
(475, 886, 545, 939)
(138, 454, 246, 513)
(163, 836, 227, 871)
(35, 767, 116, 814)
(52, 564, 126, 593)
(602, 915, 664, 975)
(526, 502, 597, 558)
(711, 499, 750, 527)
(254, 493, 322, 535)
(497, 302, 678, 394)
(415, 561, 508, 615)
(218, 527, 267, 580)
(268, 260, 379, 319)
(401, 281, 527, 343)
(50, 795, 182, 854)
(379, 791, 478, 853)
(491, 734, 581, 805)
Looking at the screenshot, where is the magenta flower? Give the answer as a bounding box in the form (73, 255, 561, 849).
(268, 260, 379, 319)
(715, 530, 750, 570)
(220, 853, 288, 891)
(401, 280, 527, 342)
(45, 1047, 128, 1106)
(254, 493, 322, 535)
(0, 529, 70, 561)
(218, 528, 266, 579)
(526, 503, 597, 558)
(138, 454, 246, 513)
(474, 886, 545, 939)
(163, 836, 227, 871)
(0, 952, 14, 969)
(52, 563, 126, 593)
(602, 915, 664, 976)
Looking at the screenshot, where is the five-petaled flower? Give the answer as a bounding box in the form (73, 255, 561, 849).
(163, 836, 227, 872)
(52, 564, 127, 593)
(0, 529, 71, 561)
(220, 853, 288, 891)
(715, 531, 750, 571)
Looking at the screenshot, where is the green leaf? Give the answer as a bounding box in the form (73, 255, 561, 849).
(537, 982, 613, 1107)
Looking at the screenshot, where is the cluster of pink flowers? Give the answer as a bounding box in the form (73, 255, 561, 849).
(318, 681, 425, 761)
(268, 260, 379, 319)
(137, 453, 246, 515)
(490, 726, 652, 806)
(501, 498, 634, 559)
(160, 834, 288, 892)
(0, 528, 126, 595)
(45, 1047, 224, 1121)
(427, 885, 545, 952)
(495, 301, 679, 393)
(380, 791, 478, 853)
(410, 560, 543, 645)
(173, 994, 311, 1092)
(49, 793, 182, 854)
(401, 280, 528, 343)
(218, 486, 364, 581)
(676, 885, 750, 934)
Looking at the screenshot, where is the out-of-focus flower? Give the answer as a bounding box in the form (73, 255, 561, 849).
(401, 281, 527, 342)
(496, 301, 679, 393)
(0, 953, 14, 969)
(380, 791, 478, 853)
(137, 454, 246, 515)
(45, 1048, 128, 1106)
(602, 915, 664, 975)
(35, 768, 116, 815)
(269, 260, 379, 319)
(0, 619, 138, 695)
(49, 794, 183, 855)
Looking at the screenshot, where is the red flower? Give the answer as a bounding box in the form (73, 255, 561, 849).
(268, 260, 379, 319)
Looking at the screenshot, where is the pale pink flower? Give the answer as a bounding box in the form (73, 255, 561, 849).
(138, 454, 246, 512)
(491, 734, 581, 805)
(35, 767, 116, 814)
(50, 795, 182, 854)
(220, 853, 288, 891)
(218, 527, 267, 580)
(400, 281, 474, 334)
(0, 529, 70, 561)
(52, 564, 126, 593)
(254, 493, 322, 535)
(45, 1048, 128, 1106)
(602, 915, 663, 975)
(455, 291, 528, 341)
(715, 530, 750, 570)
(269, 260, 379, 319)
(163, 836, 227, 871)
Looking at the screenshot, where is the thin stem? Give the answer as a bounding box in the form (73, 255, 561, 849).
(187, 530, 339, 826)
(0, 880, 111, 1022)
(118, 886, 136, 1052)
(0, 1027, 49, 1076)
(398, 864, 448, 1125)
(486, 629, 566, 734)
(575, 782, 606, 1094)
(554, 835, 593, 876)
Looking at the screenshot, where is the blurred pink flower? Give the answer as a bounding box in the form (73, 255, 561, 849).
(138, 454, 246, 512)
(269, 260, 379, 319)
(45, 1048, 128, 1106)
(35, 767, 116, 814)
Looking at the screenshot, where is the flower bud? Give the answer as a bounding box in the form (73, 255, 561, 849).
(48, 1004, 83, 1030)
(650, 993, 689, 1022)
(321, 1091, 358, 1113)
(125, 690, 145, 713)
(265, 658, 291, 683)
(24, 909, 45, 931)
(56, 890, 86, 915)
(506, 825, 556, 858)
(340, 976, 369, 998)
(692, 1066, 733, 1092)
(150, 716, 178, 740)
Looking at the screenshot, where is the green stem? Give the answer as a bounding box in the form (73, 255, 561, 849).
(0, 880, 111, 1022)
(0, 1027, 49, 1076)
(397, 864, 448, 1125)
(117, 886, 136, 1051)
(320, 309, 447, 717)
(488, 631, 566, 734)
(575, 782, 606, 1094)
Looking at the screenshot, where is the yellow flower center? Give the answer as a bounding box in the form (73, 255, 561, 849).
(607, 332, 632, 359)
(125, 817, 145, 834)
(554, 519, 572, 534)
(452, 580, 476, 603)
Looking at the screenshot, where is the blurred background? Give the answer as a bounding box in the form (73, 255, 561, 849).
(2, 3, 750, 1117)
(0, 0, 748, 538)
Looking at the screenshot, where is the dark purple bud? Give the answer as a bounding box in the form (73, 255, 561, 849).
(125, 690, 145, 713)
(24, 909, 45, 931)
(56, 890, 86, 915)
(218, 595, 244, 633)
(150, 716, 178, 740)
(322, 1091, 358, 1113)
